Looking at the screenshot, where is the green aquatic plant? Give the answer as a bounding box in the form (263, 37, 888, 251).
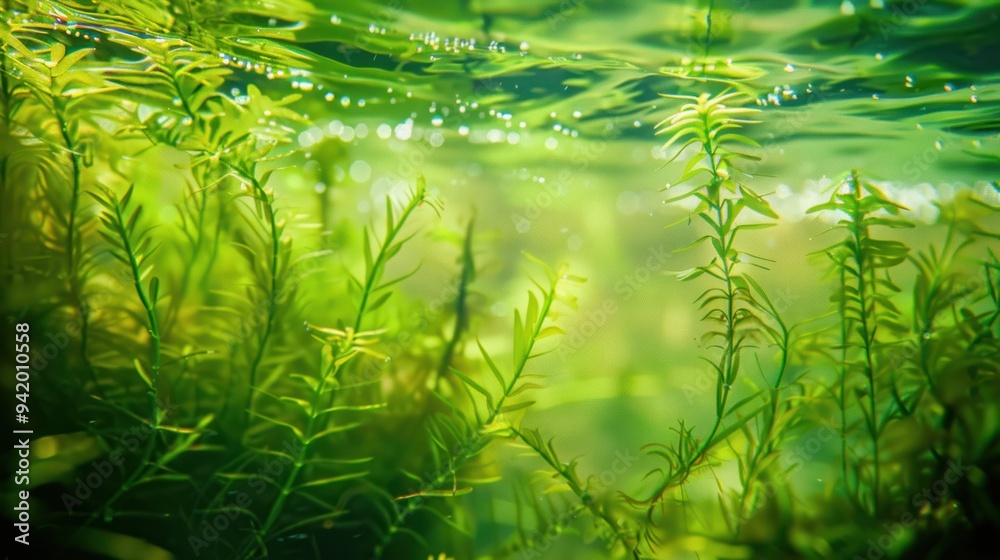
(637, 91, 779, 520)
(0, 27, 125, 399)
(374, 256, 578, 558)
(892, 193, 1000, 545)
(435, 218, 477, 389)
(91, 186, 163, 413)
(199, 181, 434, 555)
(60, 185, 216, 540)
(886, 190, 999, 436)
(510, 426, 637, 558)
(724, 275, 803, 535)
(662, 0, 766, 93)
(229, 133, 291, 428)
(490, 480, 585, 558)
(797, 182, 1000, 556)
(0, 32, 95, 275)
(108, 34, 237, 331)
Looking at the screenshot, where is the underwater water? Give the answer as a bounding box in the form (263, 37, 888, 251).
(2, 0, 1000, 559)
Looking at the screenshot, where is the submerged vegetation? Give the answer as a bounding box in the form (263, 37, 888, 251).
(2, 0, 999, 559)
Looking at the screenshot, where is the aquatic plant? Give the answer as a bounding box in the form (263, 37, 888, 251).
(4, 1, 1000, 559)
(635, 91, 783, 525)
(510, 425, 637, 558)
(807, 171, 913, 515)
(375, 256, 577, 558)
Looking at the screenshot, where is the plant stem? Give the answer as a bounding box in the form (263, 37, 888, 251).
(240, 172, 279, 426)
(838, 265, 856, 502)
(511, 426, 638, 558)
(48, 75, 106, 399)
(258, 344, 346, 537)
(435, 219, 475, 387)
(735, 326, 789, 528)
(111, 199, 162, 414)
(353, 196, 424, 334)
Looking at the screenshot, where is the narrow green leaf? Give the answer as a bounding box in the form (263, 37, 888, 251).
(449, 367, 493, 409)
(133, 359, 153, 388)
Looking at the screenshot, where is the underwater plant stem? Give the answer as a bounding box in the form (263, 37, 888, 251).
(353, 193, 424, 334)
(53, 97, 81, 276)
(259, 188, 430, 539)
(511, 426, 637, 558)
(700, 115, 737, 450)
(913, 232, 959, 397)
(435, 219, 475, 386)
(703, 0, 715, 63)
(736, 327, 790, 527)
(241, 173, 279, 424)
(71, 194, 164, 545)
(645, 113, 739, 507)
(846, 173, 881, 515)
(202, 196, 227, 290)
(112, 200, 162, 411)
(376, 276, 561, 558)
(391, 219, 476, 476)
(326, 186, 428, 417)
(735, 398, 777, 526)
(258, 361, 332, 536)
(166, 186, 206, 329)
(838, 264, 856, 501)
(162, 56, 215, 323)
(50, 92, 105, 398)
(497, 292, 553, 415)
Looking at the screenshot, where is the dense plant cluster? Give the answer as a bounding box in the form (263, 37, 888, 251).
(2, 1, 999, 559)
